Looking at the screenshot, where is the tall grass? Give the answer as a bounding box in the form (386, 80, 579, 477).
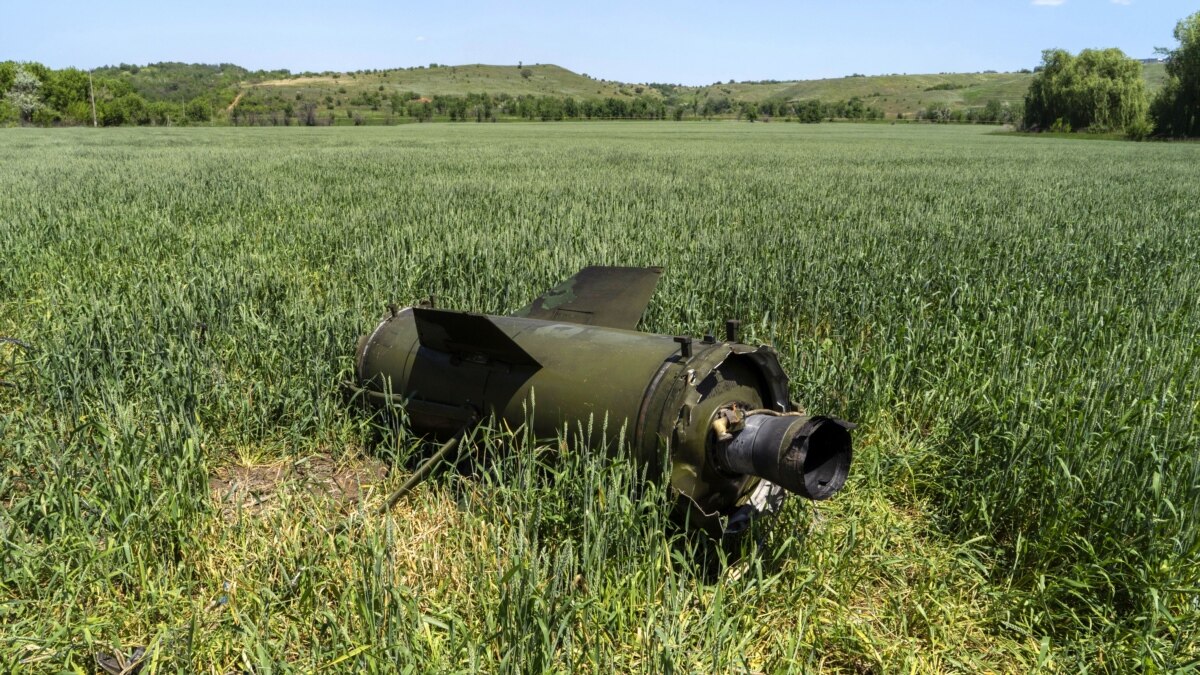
(0, 123, 1196, 671)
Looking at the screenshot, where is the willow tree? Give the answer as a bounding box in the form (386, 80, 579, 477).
(1024, 48, 1148, 132)
(1151, 11, 1200, 137)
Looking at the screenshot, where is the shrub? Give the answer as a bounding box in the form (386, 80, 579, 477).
(1124, 118, 1154, 140)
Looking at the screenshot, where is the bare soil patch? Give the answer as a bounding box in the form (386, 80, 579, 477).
(256, 76, 336, 87)
(225, 91, 245, 113)
(209, 453, 388, 520)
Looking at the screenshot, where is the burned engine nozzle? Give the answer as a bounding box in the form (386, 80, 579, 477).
(716, 414, 852, 501)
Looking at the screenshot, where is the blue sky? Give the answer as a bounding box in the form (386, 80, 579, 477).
(2, 1, 1193, 84)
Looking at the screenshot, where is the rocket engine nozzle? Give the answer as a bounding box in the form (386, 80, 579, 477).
(716, 414, 852, 501)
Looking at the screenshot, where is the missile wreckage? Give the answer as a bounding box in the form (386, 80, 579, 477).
(349, 266, 852, 539)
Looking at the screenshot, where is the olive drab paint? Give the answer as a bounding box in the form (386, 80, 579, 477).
(351, 266, 852, 538)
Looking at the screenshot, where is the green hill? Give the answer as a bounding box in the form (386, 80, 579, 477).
(690, 64, 1164, 115)
(1, 59, 1169, 126)
(252, 63, 633, 99)
(698, 72, 1034, 116)
(233, 63, 647, 122)
(232, 62, 1167, 121)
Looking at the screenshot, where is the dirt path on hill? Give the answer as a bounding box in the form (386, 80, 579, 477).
(226, 90, 245, 113)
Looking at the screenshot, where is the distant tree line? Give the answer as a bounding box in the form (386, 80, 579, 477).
(8, 14, 1195, 136)
(785, 97, 885, 122)
(918, 99, 1022, 125)
(0, 60, 246, 125)
(0, 61, 227, 126)
(0, 60, 956, 128)
(226, 92, 673, 125)
(682, 96, 886, 122)
(0, 64, 1017, 127)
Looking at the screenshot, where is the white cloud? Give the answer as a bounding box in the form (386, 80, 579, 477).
(1031, 0, 1066, 5)
(415, 36, 427, 42)
(1111, 0, 1131, 5)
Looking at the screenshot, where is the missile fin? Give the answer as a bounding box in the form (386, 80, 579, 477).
(412, 308, 541, 367)
(513, 266, 662, 330)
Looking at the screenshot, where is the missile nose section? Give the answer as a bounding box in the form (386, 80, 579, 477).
(715, 414, 852, 501)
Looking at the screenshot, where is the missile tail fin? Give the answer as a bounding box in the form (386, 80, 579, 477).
(412, 308, 541, 367)
(513, 266, 662, 330)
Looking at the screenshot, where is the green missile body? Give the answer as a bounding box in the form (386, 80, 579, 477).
(352, 267, 851, 538)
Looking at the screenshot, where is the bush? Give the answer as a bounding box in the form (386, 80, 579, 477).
(1124, 118, 1154, 141)
(0, 99, 19, 125)
(65, 101, 92, 124)
(32, 107, 61, 126)
(185, 97, 211, 123)
(921, 103, 952, 123)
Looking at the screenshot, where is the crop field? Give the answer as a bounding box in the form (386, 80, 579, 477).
(1, 123, 1197, 672)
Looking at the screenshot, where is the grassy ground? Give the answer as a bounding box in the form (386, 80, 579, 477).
(1, 123, 1197, 672)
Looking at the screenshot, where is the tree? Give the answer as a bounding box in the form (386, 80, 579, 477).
(536, 96, 563, 121)
(1151, 11, 1200, 137)
(0, 61, 15, 95)
(98, 92, 149, 126)
(185, 97, 211, 123)
(843, 96, 866, 119)
(520, 68, 532, 80)
(1023, 48, 1148, 132)
(389, 93, 406, 115)
(5, 64, 44, 124)
(921, 103, 951, 123)
(147, 101, 181, 126)
(794, 99, 824, 123)
(301, 102, 318, 126)
(44, 68, 89, 116)
(981, 99, 1004, 124)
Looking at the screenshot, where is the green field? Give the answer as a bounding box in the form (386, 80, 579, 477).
(1, 123, 1197, 671)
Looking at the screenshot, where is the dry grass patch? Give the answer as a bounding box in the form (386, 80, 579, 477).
(208, 452, 388, 521)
